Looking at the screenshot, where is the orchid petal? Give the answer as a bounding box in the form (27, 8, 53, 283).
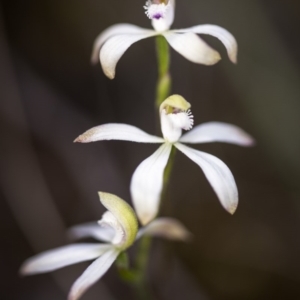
(180, 122, 254, 146)
(162, 32, 221, 65)
(175, 143, 238, 214)
(100, 31, 157, 79)
(130, 143, 172, 225)
(20, 244, 112, 275)
(74, 123, 164, 144)
(174, 25, 238, 63)
(91, 24, 151, 64)
(68, 248, 119, 300)
(68, 222, 115, 243)
(137, 217, 192, 241)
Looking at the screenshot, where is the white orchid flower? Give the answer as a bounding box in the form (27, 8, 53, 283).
(75, 95, 254, 225)
(91, 0, 238, 79)
(20, 192, 190, 300)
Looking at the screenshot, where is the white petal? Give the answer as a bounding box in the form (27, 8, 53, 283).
(137, 217, 192, 241)
(68, 222, 115, 243)
(74, 123, 164, 144)
(175, 143, 238, 214)
(91, 24, 151, 64)
(20, 244, 112, 275)
(68, 248, 119, 300)
(174, 25, 238, 63)
(100, 31, 157, 79)
(151, 0, 175, 32)
(130, 143, 172, 225)
(180, 122, 254, 146)
(162, 32, 221, 65)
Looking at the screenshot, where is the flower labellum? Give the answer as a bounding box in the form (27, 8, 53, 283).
(144, 0, 168, 20)
(160, 95, 194, 143)
(144, 0, 175, 32)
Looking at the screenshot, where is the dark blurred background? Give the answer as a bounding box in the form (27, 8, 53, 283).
(1, 0, 300, 299)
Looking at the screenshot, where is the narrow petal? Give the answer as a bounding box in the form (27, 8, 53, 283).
(137, 217, 192, 241)
(174, 25, 238, 63)
(175, 143, 238, 214)
(68, 222, 115, 243)
(91, 24, 151, 64)
(74, 123, 164, 144)
(162, 32, 221, 65)
(100, 31, 157, 79)
(130, 143, 172, 225)
(68, 248, 119, 300)
(180, 122, 255, 146)
(20, 244, 113, 275)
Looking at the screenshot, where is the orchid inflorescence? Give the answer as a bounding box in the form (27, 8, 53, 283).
(21, 1, 254, 300)
(21, 192, 190, 300)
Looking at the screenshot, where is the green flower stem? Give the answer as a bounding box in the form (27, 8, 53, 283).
(155, 35, 171, 108)
(134, 236, 152, 300)
(115, 239, 153, 300)
(116, 252, 137, 283)
(132, 36, 174, 299)
(118, 35, 175, 299)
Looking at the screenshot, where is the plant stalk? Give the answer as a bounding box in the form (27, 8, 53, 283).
(119, 35, 175, 300)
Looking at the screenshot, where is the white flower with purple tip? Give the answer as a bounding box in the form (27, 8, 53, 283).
(75, 95, 254, 225)
(91, 0, 238, 79)
(20, 192, 190, 300)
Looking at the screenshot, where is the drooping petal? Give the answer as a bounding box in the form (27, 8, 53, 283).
(162, 32, 221, 65)
(148, 0, 176, 32)
(130, 143, 172, 225)
(98, 192, 138, 250)
(175, 143, 238, 214)
(74, 123, 164, 144)
(100, 31, 157, 79)
(20, 244, 113, 275)
(137, 217, 192, 241)
(91, 24, 151, 64)
(174, 25, 238, 63)
(67, 222, 115, 243)
(68, 248, 119, 300)
(180, 122, 255, 146)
